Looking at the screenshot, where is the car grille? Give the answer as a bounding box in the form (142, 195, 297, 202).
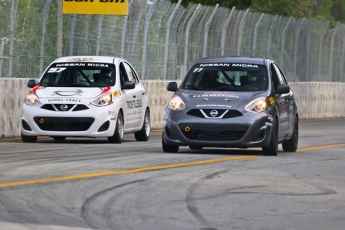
(187, 109, 242, 118)
(41, 104, 89, 112)
(34, 117, 94, 131)
(179, 123, 248, 141)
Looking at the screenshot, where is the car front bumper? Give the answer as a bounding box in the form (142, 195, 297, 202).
(21, 103, 118, 137)
(162, 108, 274, 148)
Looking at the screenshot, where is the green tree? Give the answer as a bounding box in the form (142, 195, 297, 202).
(172, 0, 344, 23)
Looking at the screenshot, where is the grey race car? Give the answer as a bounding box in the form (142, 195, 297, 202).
(162, 57, 298, 156)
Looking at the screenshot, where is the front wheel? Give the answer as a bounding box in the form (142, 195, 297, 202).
(162, 134, 179, 153)
(262, 119, 278, 156)
(108, 111, 124, 143)
(21, 133, 37, 143)
(135, 109, 150, 141)
(282, 116, 298, 152)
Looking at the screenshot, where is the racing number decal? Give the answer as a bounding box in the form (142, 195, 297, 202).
(48, 68, 66, 73)
(127, 99, 142, 109)
(193, 68, 203, 73)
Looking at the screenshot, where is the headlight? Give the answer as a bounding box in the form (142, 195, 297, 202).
(91, 93, 113, 106)
(245, 97, 267, 113)
(168, 95, 186, 111)
(24, 92, 40, 105)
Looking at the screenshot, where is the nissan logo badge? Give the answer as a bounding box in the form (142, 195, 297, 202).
(210, 110, 218, 117)
(60, 104, 68, 111)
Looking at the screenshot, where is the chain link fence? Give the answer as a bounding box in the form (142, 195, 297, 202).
(0, 0, 345, 82)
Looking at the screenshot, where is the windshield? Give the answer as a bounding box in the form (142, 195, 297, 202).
(39, 62, 115, 87)
(181, 63, 268, 91)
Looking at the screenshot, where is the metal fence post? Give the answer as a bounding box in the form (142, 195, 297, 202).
(203, 4, 219, 57)
(253, 13, 264, 57)
(8, 0, 17, 78)
(183, 4, 202, 77)
(237, 9, 249, 56)
(293, 17, 305, 79)
(305, 19, 316, 81)
(221, 7, 235, 56)
(95, 15, 103, 56)
(280, 17, 293, 66)
(57, 0, 63, 58)
(69, 15, 76, 56)
(39, 0, 53, 75)
(267, 15, 278, 57)
(141, 0, 158, 79)
(163, 0, 182, 80)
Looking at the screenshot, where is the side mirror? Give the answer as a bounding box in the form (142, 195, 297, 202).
(122, 81, 135, 90)
(27, 79, 37, 88)
(167, 82, 177, 92)
(276, 84, 290, 94)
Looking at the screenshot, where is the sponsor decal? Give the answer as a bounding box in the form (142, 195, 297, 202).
(199, 63, 231, 67)
(55, 63, 109, 67)
(48, 98, 82, 103)
(127, 99, 142, 109)
(231, 64, 259, 68)
(67, 57, 94, 62)
(52, 89, 83, 96)
(196, 104, 232, 108)
(113, 90, 119, 97)
(197, 63, 259, 68)
(193, 91, 237, 98)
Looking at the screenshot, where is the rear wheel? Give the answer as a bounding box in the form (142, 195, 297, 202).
(262, 119, 278, 156)
(52, 136, 66, 141)
(282, 116, 299, 152)
(21, 133, 37, 143)
(108, 111, 124, 143)
(162, 134, 179, 153)
(135, 109, 150, 141)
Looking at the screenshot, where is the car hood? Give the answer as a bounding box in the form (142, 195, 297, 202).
(176, 89, 268, 110)
(32, 86, 112, 99)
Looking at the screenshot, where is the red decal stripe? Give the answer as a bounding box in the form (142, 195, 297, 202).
(32, 86, 41, 93)
(101, 86, 111, 94)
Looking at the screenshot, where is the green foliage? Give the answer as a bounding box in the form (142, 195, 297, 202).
(172, 0, 345, 23)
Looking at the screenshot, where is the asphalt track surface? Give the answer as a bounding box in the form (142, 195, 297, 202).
(0, 120, 345, 230)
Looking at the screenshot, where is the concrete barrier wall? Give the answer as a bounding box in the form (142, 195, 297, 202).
(1, 78, 344, 138)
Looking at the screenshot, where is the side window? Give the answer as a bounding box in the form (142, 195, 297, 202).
(123, 62, 139, 84)
(270, 63, 280, 90)
(272, 63, 287, 85)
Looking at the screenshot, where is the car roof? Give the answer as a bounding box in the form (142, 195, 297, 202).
(52, 56, 123, 64)
(194, 56, 270, 65)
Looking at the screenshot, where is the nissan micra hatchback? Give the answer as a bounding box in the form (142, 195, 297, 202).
(21, 56, 150, 143)
(162, 57, 298, 156)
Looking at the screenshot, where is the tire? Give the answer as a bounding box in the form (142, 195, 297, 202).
(162, 134, 179, 153)
(262, 119, 278, 156)
(189, 145, 203, 150)
(52, 136, 66, 141)
(135, 109, 150, 141)
(21, 133, 37, 143)
(108, 111, 124, 143)
(282, 116, 299, 152)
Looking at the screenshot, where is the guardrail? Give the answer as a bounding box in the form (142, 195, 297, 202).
(1, 78, 344, 138)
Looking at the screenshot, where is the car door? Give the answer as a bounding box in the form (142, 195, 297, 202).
(271, 62, 291, 139)
(119, 62, 136, 130)
(123, 62, 144, 129)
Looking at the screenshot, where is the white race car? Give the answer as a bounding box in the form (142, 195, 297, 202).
(21, 56, 150, 143)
